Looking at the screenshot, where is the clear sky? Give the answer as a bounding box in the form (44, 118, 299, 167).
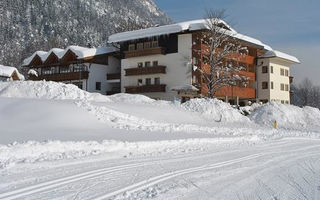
(154, 0, 320, 85)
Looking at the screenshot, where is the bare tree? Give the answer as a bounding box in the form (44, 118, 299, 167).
(292, 78, 320, 108)
(193, 9, 249, 98)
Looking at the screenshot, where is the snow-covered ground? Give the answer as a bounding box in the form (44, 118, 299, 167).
(0, 81, 320, 200)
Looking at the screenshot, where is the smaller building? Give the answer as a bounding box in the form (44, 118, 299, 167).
(0, 65, 24, 81)
(23, 46, 121, 95)
(257, 50, 300, 104)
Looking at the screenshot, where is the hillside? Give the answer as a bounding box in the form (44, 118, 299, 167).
(0, 0, 172, 67)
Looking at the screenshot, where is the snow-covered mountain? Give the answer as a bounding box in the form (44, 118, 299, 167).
(0, 0, 172, 67)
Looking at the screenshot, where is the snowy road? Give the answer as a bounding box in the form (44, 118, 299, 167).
(1, 138, 320, 200)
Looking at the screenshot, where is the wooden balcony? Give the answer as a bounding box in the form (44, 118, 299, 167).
(106, 73, 121, 80)
(239, 71, 256, 81)
(125, 84, 166, 93)
(30, 71, 89, 81)
(289, 76, 294, 84)
(125, 66, 166, 76)
(214, 86, 256, 99)
(124, 47, 166, 58)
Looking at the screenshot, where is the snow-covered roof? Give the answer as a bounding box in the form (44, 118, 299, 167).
(171, 84, 199, 91)
(23, 46, 119, 66)
(260, 50, 300, 64)
(108, 19, 272, 51)
(68, 46, 119, 59)
(43, 48, 65, 61)
(23, 51, 48, 66)
(0, 65, 24, 80)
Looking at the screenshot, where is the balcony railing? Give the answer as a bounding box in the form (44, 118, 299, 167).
(214, 86, 256, 99)
(125, 84, 166, 93)
(30, 71, 89, 81)
(125, 66, 166, 76)
(124, 47, 166, 58)
(239, 71, 256, 81)
(106, 73, 121, 80)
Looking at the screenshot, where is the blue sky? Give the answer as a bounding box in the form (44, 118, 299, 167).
(154, 0, 320, 85)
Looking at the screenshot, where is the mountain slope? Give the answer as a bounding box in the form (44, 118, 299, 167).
(0, 0, 172, 67)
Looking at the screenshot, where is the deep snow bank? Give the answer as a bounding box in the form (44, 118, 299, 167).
(182, 98, 249, 123)
(250, 101, 320, 131)
(0, 81, 100, 101)
(0, 81, 159, 104)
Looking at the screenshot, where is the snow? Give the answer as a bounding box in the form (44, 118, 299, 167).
(0, 65, 24, 80)
(250, 101, 320, 131)
(182, 98, 249, 123)
(171, 84, 199, 91)
(109, 19, 274, 52)
(27, 69, 38, 77)
(260, 50, 300, 63)
(0, 81, 320, 199)
(22, 46, 119, 66)
(22, 51, 48, 66)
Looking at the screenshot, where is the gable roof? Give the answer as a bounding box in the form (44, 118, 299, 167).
(0, 65, 25, 80)
(22, 46, 119, 66)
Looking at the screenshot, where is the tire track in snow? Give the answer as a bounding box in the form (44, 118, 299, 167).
(92, 144, 320, 200)
(1, 141, 318, 200)
(0, 162, 149, 200)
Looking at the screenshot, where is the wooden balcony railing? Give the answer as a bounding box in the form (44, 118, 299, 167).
(239, 71, 256, 81)
(106, 73, 121, 80)
(125, 66, 166, 76)
(30, 71, 89, 81)
(125, 84, 166, 93)
(214, 86, 256, 99)
(124, 47, 166, 58)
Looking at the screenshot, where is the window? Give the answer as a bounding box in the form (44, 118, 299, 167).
(270, 66, 274, 73)
(154, 77, 160, 85)
(262, 82, 268, 89)
(96, 82, 101, 91)
(146, 78, 151, 85)
(74, 82, 83, 89)
(137, 43, 144, 50)
(281, 100, 285, 104)
(129, 44, 135, 51)
(153, 61, 158, 66)
(138, 79, 143, 86)
(271, 81, 274, 89)
(262, 66, 268, 73)
(285, 69, 289, 77)
(137, 62, 143, 68)
(145, 61, 151, 67)
(152, 41, 159, 48)
(144, 42, 151, 49)
(280, 68, 285, 76)
(285, 101, 289, 104)
(285, 84, 289, 91)
(280, 83, 285, 91)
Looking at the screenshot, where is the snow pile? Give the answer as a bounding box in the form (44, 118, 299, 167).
(182, 98, 250, 123)
(240, 102, 263, 115)
(108, 93, 156, 104)
(0, 81, 109, 101)
(0, 137, 261, 169)
(249, 101, 320, 131)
